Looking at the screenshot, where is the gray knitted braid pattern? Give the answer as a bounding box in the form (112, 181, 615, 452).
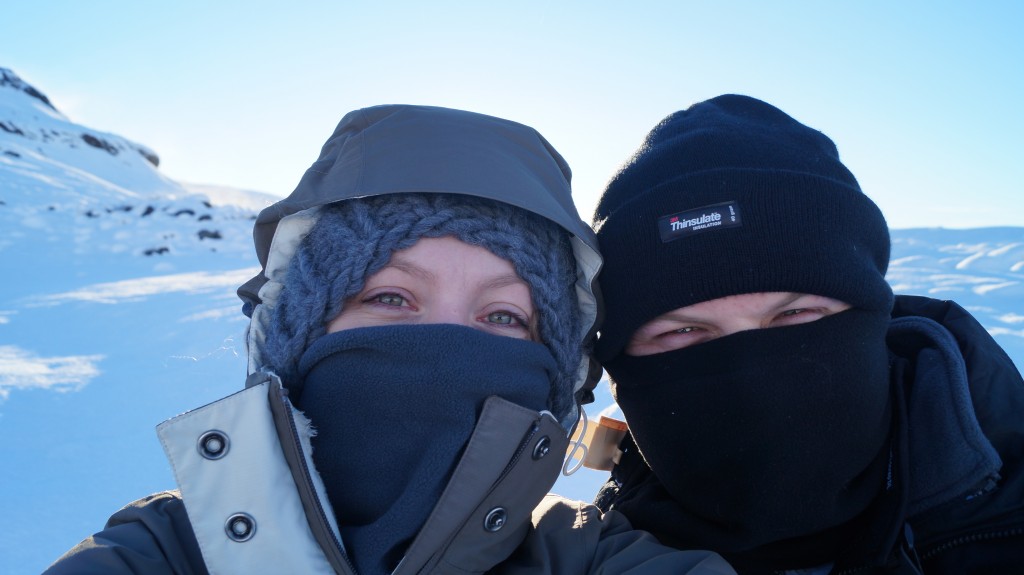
(262, 193, 583, 420)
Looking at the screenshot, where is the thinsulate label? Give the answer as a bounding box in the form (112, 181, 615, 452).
(657, 201, 742, 243)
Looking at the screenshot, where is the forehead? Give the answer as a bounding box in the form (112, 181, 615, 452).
(665, 292, 843, 318)
(381, 236, 521, 279)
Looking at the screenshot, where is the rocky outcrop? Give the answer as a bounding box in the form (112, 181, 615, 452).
(0, 67, 161, 167)
(0, 68, 56, 110)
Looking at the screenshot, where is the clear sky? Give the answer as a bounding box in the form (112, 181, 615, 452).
(5, 1, 1022, 229)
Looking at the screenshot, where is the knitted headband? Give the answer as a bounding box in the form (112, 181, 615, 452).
(262, 192, 582, 421)
(593, 94, 893, 362)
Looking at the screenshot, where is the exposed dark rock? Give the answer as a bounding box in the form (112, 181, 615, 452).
(202, 200, 212, 208)
(84, 209, 99, 218)
(81, 134, 119, 155)
(172, 208, 195, 217)
(141, 206, 155, 217)
(198, 214, 212, 221)
(0, 68, 57, 111)
(3, 150, 20, 158)
(144, 247, 170, 256)
(135, 147, 159, 167)
(0, 121, 24, 136)
(23, 86, 54, 109)
(197, 229, 222, 240)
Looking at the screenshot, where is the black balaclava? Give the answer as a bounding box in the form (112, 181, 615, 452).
(609, 310, 894, 569)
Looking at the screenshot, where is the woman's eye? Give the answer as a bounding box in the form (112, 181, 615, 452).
(373, 293, 406, 307)
(780, 308, 806, 317)
(672, 326, 698, 334)
(486, 311, 518, 325)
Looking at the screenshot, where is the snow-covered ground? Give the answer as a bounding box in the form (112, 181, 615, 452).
(1, 68, 1022, 574)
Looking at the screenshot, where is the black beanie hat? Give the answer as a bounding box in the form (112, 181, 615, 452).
(593, 94, 893, 362)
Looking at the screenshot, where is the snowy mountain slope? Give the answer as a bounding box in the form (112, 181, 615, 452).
(0, 68, 1022, 574)
(887, 228, 1024, 346)
(1, 68, 168, 199)
(0, 69, 274, 573)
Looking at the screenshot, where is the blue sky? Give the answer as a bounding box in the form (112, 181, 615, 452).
(5, 1, 1022, 228)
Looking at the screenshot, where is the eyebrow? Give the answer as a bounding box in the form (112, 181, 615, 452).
(385, 257, 436, 282)
(771, 292, 807, 310)
(384, 259, 530, 293)
(481, 273, 530, 291)
(654, 293, 815, 323)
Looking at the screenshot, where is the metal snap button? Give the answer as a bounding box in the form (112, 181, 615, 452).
(197, 430, 229, 460)
(225, 513, 256, 542)
(483, 507, 507, 532)
(532, 436, 551, 460)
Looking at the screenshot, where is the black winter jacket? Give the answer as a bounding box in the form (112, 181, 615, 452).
(893, 296, 1024, 573)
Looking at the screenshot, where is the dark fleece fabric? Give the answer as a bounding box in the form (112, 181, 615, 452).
(296, 324, 553, 575)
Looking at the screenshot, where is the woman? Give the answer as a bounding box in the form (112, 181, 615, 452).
(45, 105, 733, 574)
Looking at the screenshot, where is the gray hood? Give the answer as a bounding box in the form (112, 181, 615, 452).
(238, 104, 603, 404)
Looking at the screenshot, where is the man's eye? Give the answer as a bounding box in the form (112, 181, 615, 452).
(672, 326, 697, 334)
(374, 293, 406, 307)
(774, 307, 829, 327)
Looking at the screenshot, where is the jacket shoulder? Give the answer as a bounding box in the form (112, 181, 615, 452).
(43, 491, 207, 575)
(891, 294, 1024, 459)
(893, 296, 1024, 568)
(892, 295, 1023, 381)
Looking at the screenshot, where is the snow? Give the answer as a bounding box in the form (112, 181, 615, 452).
(0, 345, 103, 399)
(1, 68, 1022, 574)
(31, 268, 259, 305)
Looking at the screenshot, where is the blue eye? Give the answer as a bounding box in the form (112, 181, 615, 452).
(486, 310, 530, 329)
(374, 293, 406, 307)
(487, 311, 514, 325)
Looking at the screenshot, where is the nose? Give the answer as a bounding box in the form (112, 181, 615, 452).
(422, 302, 473, 329)
(717, 318, 773, 339)
(718, 318, 766, 338)
(712, 313, 774, 335)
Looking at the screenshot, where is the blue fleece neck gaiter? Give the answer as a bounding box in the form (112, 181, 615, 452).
(295, 324, 554, 575)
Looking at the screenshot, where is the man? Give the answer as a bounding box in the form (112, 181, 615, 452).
(591, 94, 1024, 574)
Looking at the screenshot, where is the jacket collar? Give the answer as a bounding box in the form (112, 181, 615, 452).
(887, 315, 1002, 517)
(158, 374, 568, 574)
